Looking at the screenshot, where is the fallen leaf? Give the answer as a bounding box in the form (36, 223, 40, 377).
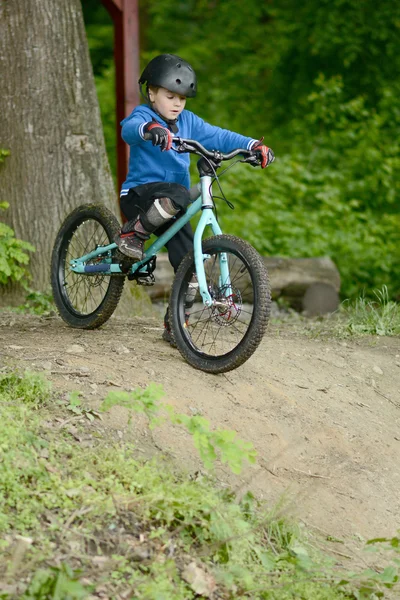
(182, 562, 216, 597)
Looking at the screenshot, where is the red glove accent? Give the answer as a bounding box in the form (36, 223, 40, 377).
(251, 137, 275, 168)
(144, 122, 173, 151)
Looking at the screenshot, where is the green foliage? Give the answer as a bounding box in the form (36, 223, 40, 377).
(81, 3, 116, 184)
(0, 202, 35, 286)
(82, 1, 114, 76)
(217, 75, 400, 298)
(268, 0, 400, 125)
(100, 384, 257, 474)
(94, 62, 116, 183)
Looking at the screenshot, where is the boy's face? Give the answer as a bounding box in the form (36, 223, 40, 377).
(149, 87, 186, 121)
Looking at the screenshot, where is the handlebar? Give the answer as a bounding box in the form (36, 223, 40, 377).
(143, 132, 256, 164)
(172, 137, 253, 161)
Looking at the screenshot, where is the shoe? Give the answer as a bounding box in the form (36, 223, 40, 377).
(162, 307, 190, 348)
(162, 306, 177, 347)
(162, 326, 177, 348)
(185, 274, 199, 309)
(114, 230, 147, 261)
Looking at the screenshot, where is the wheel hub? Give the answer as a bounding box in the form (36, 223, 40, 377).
(210, 284, 242, 325)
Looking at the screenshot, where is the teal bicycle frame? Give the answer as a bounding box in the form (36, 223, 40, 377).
(70, 174, 230, 307)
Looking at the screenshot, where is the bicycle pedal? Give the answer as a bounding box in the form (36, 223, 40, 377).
(135, 274, 155, 286)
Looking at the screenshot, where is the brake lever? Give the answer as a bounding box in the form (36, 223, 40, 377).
(240, 155, 260, 165)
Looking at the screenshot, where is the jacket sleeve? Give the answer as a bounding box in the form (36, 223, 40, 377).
(120, 110, 148, 146)
(187, 111, 257, 153)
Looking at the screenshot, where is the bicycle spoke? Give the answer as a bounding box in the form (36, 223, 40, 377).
(180, 246, 258, 358)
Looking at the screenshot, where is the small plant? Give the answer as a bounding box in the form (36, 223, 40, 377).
(0, 201, 35, 286)
(22, 564, 90, 599)
(0, 370, 51, 407)
(66, 390, 102, 421)
(337, 535, 400, 598)
(341, 286, 400, 336)
(0, 148, 10, 164)
(17, 288, 55, 316)
(100, 382, 164, 423)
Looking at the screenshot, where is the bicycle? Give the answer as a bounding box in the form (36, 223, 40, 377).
(51, 137, 271, 374)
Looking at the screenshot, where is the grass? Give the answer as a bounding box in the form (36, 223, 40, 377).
(340, 286, 400, 337)
(271, 286, 400, 340)
(0, 370, 399, 599)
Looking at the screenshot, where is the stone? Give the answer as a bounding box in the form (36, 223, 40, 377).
(372, 365, 383, 376)
(66, 344, 85, 354)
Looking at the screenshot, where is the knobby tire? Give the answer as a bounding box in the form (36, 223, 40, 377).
(169, 235, 271, 374)
(51, 203, 124, 329)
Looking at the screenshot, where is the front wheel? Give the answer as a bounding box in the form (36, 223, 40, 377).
(51, 203, 125, 329)
(169, 235, 271, 373)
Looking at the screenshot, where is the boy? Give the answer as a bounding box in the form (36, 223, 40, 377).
(115, 53, 274, 344)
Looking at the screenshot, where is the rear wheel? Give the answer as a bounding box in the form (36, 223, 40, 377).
(170, 235, 271, 373)
(51, 204, 125, 329)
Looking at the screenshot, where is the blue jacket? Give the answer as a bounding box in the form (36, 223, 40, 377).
(120, 104, 257, 196)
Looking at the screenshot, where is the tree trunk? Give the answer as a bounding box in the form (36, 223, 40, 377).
(0, 0, 118, 305)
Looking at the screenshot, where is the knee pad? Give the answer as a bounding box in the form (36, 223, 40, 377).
(170, 193, 191, 212)
(142, 197, 179, 231)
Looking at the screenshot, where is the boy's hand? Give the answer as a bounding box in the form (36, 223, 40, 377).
(251, 138, 275, 168)
(143, 121, 173, 151)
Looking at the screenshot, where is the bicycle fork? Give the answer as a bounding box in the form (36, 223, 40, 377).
(194, 176, 232, 307)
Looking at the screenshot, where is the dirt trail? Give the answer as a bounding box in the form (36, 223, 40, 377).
(1, 309, 399, 556)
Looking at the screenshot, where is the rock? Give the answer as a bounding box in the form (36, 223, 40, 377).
(302, 282, 340, 316)
(114, 344, 130, 355)
(66, 344, 85, 354)
(55, 358, 67, 366)
(373, 365, 383, 375)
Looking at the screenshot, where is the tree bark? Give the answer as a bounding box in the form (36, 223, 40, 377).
(0, 0, 118, 304)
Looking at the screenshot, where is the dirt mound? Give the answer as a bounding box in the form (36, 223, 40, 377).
(2, 309, 399, 555)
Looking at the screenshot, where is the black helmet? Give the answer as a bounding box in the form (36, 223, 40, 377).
(139, 54, 197, 98)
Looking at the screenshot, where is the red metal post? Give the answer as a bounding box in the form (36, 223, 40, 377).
(101, 0, 140, 200)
